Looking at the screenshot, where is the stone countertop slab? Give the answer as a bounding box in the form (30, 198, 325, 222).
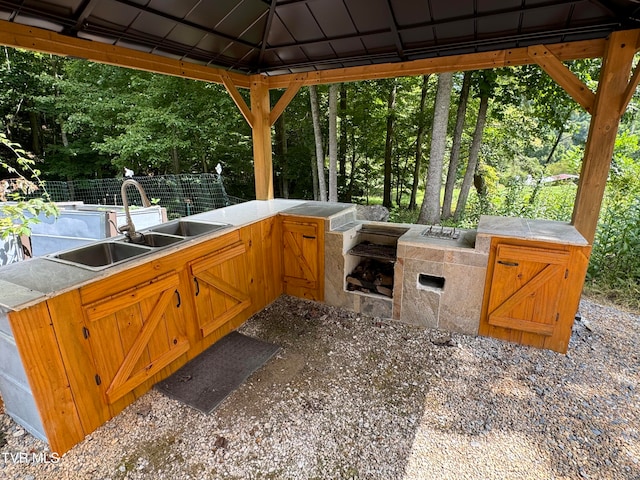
(280, 201, 356, 219)
(188, 199, 305, 225)
(478, 215, 589, 246)
(0, 258, 97, 310)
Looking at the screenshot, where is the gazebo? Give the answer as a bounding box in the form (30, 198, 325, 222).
(0, 0, 638, 245)
(1, 0, 640, 456)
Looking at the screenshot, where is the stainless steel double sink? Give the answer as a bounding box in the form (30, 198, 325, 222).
(46, 219, 231, 270)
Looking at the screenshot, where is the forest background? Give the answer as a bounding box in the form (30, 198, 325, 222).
(0, 47, 638, 308)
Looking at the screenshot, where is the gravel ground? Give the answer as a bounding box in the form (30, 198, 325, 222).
(1, 295, 638, 479)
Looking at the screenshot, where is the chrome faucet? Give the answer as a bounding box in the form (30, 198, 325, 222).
(118, 179, 151, 244)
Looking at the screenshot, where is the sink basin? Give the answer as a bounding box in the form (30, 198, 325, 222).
(120, 232, 185, 248)
(50, 242, 153, 269)
(147, 220, 230, 237)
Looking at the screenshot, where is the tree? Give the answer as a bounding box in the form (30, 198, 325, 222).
(409, 75, 431, 210)
(442, 71, 472, 219)
(328, 83, 339, 202)
(454, 72, 493, 220)
(1, 135, 58, 251)
(383, 80, 397, 208)
(309, 85, 327, 201)
(338, 84, 348, 198)
(418, 72, 453, 224)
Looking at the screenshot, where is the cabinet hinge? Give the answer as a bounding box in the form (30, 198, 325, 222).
(82, 327, 90, 339)
(556, 313, 560, 322)
(94, 374, 102, 386)
(565, 269, 569, 279)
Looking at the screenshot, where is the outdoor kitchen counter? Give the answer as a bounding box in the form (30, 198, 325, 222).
(477, 215, 589, 246)
(0, 199, 356, 311)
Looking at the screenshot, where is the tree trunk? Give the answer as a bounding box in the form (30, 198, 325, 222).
(346, 129, 357, 202)
(310, 155, 319, 200)
(409, 75, 430, 211)
(454, 92, 489, 221)
(442, 71, 472, 219)
(171, 145, 180, 174)
(275, 114, 289, 198)
(339, 84, 347, 195)
(418, 72, 453, 225)
(328, 83, 339, 202)
(201, 154, 208, 173)
(528, 123, 566, 206)
(29, 110, 42, 155)
(309, 85, 327, 202)
(59, 115, 75, 198)
(383, 80, 397, 209)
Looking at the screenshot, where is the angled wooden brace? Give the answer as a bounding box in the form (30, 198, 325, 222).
(270, 79, 304, 126)
(222, 75, 254, 128)
(620, 60, 640, 115)
(527, 45, 596, 113)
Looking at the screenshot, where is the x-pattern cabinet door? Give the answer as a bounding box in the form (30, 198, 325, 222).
(486, 244, 570, 338)
(189, 241, 252, 338)
(280, 217, 324, 300)
(82, 272, 189, 405)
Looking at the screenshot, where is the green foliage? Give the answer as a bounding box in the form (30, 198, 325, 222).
(586, 130, 640, 308)
(0, 134, 58, 239)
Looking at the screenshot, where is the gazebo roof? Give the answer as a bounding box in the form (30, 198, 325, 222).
(1, 0, 639, 76)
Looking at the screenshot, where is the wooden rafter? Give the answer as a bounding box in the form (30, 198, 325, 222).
(527, 45, 596, 113)
(266, 38, 607, 89)
(0, 20, 251, 88)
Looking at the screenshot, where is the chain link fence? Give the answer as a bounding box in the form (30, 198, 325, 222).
(38, 174, 246, 219)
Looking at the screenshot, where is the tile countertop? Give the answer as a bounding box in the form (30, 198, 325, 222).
(477, 215, 589, 246)
(0, 200, 357, 311)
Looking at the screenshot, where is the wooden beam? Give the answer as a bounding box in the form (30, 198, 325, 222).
(0, 20, 251, 88)
(619, 60, 640, 115)
(222, 75, 254, 128)
(572, 30, 640, 243)
(269, 79, 303, 126)
(250, 76, 274, 200)
(527, 45, 595, 113)
(266, 38, 607, 88)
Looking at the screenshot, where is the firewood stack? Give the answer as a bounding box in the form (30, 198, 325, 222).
(346, 258, 394, 297)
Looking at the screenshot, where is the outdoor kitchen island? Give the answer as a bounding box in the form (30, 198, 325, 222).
(324, 214, 590, 355)
(0, 200, 589, 455)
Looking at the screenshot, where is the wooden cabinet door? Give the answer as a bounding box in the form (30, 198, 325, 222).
(281, 218, 324, 300)
(189, 241, 251, 338)
(82, 272, 189, 404)
(485, 244, 570, 338)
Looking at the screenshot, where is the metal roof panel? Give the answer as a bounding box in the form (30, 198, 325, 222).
(345, 0, 391, 32)
(308, 0, 355, 38)
(275, 3, 325, 42)
(0, 0, 637, 75)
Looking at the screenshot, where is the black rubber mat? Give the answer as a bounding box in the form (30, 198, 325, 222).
(154, 331, 280, 414)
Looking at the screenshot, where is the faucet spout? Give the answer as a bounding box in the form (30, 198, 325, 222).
(118, 179, 151, 243)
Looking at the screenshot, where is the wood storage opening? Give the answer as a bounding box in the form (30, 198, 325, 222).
(346, 225, 408, 298)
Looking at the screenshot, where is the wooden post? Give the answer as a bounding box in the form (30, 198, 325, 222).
(572, 30, 640, 243)
(250, 76, 274, 200)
